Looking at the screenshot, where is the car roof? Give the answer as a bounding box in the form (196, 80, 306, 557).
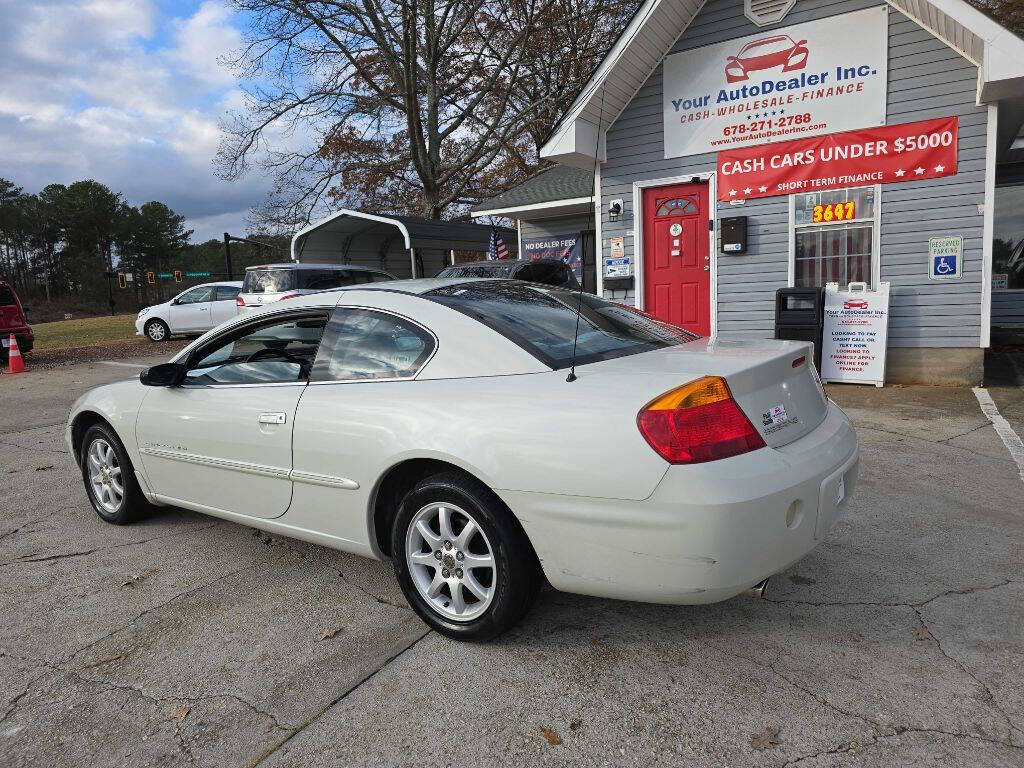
(447, 258, 564, 268)
(244, 262, 387, 272)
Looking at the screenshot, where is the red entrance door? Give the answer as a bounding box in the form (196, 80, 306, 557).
(642, 183, 711, 336)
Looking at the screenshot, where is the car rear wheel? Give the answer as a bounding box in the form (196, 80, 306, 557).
(144, 318, 169, 342)
(391, 472, 541, 640)
(80, 423, 152, 525)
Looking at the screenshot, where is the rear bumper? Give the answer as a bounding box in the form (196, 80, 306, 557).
(1, 330, 33, 354)
(505, 401, 858, 604)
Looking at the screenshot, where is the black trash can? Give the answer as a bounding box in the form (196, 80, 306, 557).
(774, 287, 825, 371)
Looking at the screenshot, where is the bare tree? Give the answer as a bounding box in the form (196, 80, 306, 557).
(218, 0, 638, 226)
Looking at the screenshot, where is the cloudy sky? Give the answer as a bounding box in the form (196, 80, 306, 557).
(0, 0, 266, 242)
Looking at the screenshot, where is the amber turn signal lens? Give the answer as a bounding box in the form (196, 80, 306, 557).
(637, 376, 766, 464)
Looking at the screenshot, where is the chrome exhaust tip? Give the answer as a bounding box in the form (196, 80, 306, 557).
(745, 578, 770, 599)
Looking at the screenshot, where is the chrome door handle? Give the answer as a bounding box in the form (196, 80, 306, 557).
(258, 412, 287, 425)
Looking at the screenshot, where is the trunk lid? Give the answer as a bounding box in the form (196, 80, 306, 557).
(585, 337, 828, 448)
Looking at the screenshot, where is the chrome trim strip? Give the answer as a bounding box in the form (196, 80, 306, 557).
(140, 447, 290, 479)
(290, 470, 360, 490)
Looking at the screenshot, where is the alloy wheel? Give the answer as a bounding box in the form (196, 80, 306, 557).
(146, 321, 167, 341)
(405, 502, 496, 622)
(87, 438, 124, 514)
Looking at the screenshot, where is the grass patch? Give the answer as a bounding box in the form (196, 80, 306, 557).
(32, 314, 138, 351)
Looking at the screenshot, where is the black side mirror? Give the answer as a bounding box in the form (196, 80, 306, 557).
(140, 362, 185, 387)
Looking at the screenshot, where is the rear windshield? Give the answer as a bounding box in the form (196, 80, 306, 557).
(436, 263, 511, 278)
(242, 269, 296, 293)
(424, 281, 697, 369)
(242, 268, 389, 293)
(0, 285, 14, 305)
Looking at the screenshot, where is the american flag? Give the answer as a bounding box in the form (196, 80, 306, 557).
(487, 227, 509, 260)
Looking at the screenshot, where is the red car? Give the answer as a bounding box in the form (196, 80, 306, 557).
(725, 35, 809, 83)
(0, 280, 33, 360)
(843, 299, 869, 310)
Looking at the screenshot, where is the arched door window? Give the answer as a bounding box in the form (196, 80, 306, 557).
(655, 196, 698, 216)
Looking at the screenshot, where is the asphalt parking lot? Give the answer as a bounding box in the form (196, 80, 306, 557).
(1, 357, 1022, 767)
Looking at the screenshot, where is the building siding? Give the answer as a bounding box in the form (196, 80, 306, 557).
(520, 213, 593, 241)
(599, 0, 988, 348)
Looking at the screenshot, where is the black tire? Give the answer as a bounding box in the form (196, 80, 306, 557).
(79, 423, 153, 525)
(391, 471, 541, 640)
(144, 318, 170, 342)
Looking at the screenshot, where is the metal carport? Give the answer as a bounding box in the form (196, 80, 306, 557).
(290, 210, 518, 279)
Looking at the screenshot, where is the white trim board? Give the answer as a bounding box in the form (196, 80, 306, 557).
(470, 197, 593, 218)
(981, 103, 997, 348)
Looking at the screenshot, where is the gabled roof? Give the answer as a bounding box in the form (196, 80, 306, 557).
(541, 0, 1024, 166)
(471, 166, 593, 216)
(291, 209, 517, 260)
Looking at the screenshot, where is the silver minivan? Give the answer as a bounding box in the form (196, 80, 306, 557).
(236, 263, 395, 313)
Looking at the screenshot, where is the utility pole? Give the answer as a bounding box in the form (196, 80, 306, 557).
(223, 232, 233, 280)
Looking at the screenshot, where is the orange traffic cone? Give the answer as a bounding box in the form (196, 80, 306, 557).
(5, 334, 26, 374)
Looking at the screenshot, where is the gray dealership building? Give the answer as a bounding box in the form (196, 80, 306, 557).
(473, 0, 1024, 384)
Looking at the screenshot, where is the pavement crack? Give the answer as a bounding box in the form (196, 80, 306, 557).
(0, 507, 65, 544)
(938, 420, 994, 444)
(68, 554, 287, 664)
(858, 425, 1017, 465)
(245, 627, 432, 768)
(913, 603, 1022, 747)
(767, 579, 1015, 610)
(0, 521, 222, 568)
(16, 548, 99, 564)
(0, 437, 69, 455)
(334, 567, 408, 610)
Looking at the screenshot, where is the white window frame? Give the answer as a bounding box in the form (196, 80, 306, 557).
(788, 184, 882, 290)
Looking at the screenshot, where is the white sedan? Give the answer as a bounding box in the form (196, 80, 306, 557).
(135, 281, 242, 341)
(69, 279, 858, 639)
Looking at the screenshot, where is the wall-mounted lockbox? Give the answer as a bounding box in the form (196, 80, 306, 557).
(720, 216, 748, 254)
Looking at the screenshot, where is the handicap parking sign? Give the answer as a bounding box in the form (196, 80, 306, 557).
(928, 236, 963, 281)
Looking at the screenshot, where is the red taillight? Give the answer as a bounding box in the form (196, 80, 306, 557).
(235, 295, 245, 307)
(279, 293, 299, 301)
(637, 376, 766, 464)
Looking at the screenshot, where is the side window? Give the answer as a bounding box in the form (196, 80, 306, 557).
(184, 313, 328, 385)
(368, 271, 393, 282)
(215, 285, 240, 301)
(301, 270, 355, 290)
(311, 308, 435, 382)
(176, 286, 214, 305)
(515, 263, 555, 283)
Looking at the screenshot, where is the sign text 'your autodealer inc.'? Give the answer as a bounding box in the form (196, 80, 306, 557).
(663, 7, 888, 158)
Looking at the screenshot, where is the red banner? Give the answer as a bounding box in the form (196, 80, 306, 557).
(716, 116, 958, 201)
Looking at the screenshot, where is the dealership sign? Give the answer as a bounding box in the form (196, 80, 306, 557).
(716, 117, 958, 201)
(663, 7, 887, 158)
(821, 282, 890, 387)
(522, 233, 582, 279)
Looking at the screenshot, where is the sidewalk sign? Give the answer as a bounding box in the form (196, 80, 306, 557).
(821, 281, 890, 387)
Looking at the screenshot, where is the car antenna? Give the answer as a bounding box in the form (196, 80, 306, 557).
(566, 87, 605, 384)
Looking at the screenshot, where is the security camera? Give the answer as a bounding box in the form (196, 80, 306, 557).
(608, 199, 623, 218)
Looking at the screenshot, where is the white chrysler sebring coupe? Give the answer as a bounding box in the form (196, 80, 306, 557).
(68, 279, 858, 639)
